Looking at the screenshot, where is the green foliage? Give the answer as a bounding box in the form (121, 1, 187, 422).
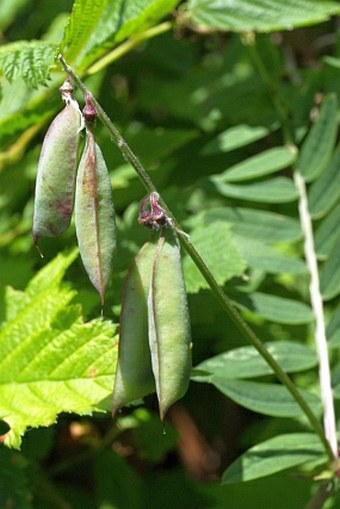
(297, 94, 338, 182)
(222, 433, 326, 483)
(0, 251, 118, 448)
(183, 222, 246, 293)
(193, 341, 318, 379)
(0, 40, 57, 87)
(188, 0, 340, 32)
(60, 0, 180, 71)
(1, 0, 340, 507)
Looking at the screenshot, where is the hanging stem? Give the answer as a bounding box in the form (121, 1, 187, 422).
(57, 54, 335, 462)
(294, 172, 338, 460)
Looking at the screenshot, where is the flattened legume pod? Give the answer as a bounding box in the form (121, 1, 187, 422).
(148, 230, 192, 419)
(112, 239, 157, 416)
(33, 81, 82, 248)
(75, 129, 116, 305)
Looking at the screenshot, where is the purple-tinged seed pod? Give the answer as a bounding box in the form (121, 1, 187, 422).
(32, 78, 83, 254)
(75, 126, 116, 306)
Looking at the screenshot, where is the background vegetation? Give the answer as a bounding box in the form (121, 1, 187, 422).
(1, 0, 340, 508)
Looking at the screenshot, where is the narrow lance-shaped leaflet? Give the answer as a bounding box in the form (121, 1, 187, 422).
(33, 79, 83, 252)
(112, 239, 158, 416)
(75, 97, 116, 305)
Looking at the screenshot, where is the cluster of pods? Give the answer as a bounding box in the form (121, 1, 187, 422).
(32, 79, 115, 306)
(32, 79, 192, 419)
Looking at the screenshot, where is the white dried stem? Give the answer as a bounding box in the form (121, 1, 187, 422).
(294, 171, 338, 459)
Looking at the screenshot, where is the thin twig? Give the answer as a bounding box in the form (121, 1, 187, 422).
(57, 54, 335, 462)
(294, 171, 338, 460)
(86, 21, 172, 75)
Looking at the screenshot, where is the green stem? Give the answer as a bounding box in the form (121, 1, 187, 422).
(86, 21, 173, 75)
(57, 54, 335, 462)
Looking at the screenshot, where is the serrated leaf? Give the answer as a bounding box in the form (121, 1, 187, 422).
(233, 292, 314, 324)
(211, 379, 320, 417)
(0, 40, 57, 88)
(187, 207, 302, 243)
(210, 176, 298, 203)
(59, 0, 110, 64)
(193, 341, 317, 381)
(0, 446, 32, 509)
(216, 147, 297, 182)
(315, 202, 340, 259)
(183, 222, 246, 293)
(201, 124, 271, 155)
(61, 0, 180, 71)
(320, 238, 340, 301)
(188, 0, 340, 33)
(0, 252, 118, 448)
(309, 145, 340, 219)
(297, 94, 338, 182)
(222, 433, 325, 484)
(234, 237, 307, 275)
(327, 305, 340, 347)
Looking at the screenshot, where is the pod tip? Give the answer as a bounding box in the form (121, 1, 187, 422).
(33, 234, 44, 258)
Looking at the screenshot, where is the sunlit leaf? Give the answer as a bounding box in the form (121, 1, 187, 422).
(211, 379, 320, 417)
(187, 208, 302, 243)
(215, 147, 296, 182)
(0, 252, 118, 448)
(188, 0, 340, 32)
(233, 292, 313, 324)
(201, 124, 271, 154)
(193, 341, 317, 380)
(222, 433, 325, 484)
(60, 0, 180, 71)
(183, 222, 246, 293)
(210, 176, 298, 203)
(234, 237, 307, 274)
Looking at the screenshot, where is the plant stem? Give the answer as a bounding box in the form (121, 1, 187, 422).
(86, 21, 173, 75)
(57, 54, 335, 462)
(294, 171, 338, 460)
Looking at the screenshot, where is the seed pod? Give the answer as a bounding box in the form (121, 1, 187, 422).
(32, 80, 82, 250)
(75, 128, 116, 305)
(148, 230, 192, 420)
(112, 240, 157, 416)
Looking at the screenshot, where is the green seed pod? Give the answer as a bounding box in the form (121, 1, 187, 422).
(112, 240, 157, 416)
(32, 81, 82, 249)
(148, 230, 192, 420)
(75, 129, 116, 305)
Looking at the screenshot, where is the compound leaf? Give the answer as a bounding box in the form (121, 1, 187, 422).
(0, 40, 56, 88)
